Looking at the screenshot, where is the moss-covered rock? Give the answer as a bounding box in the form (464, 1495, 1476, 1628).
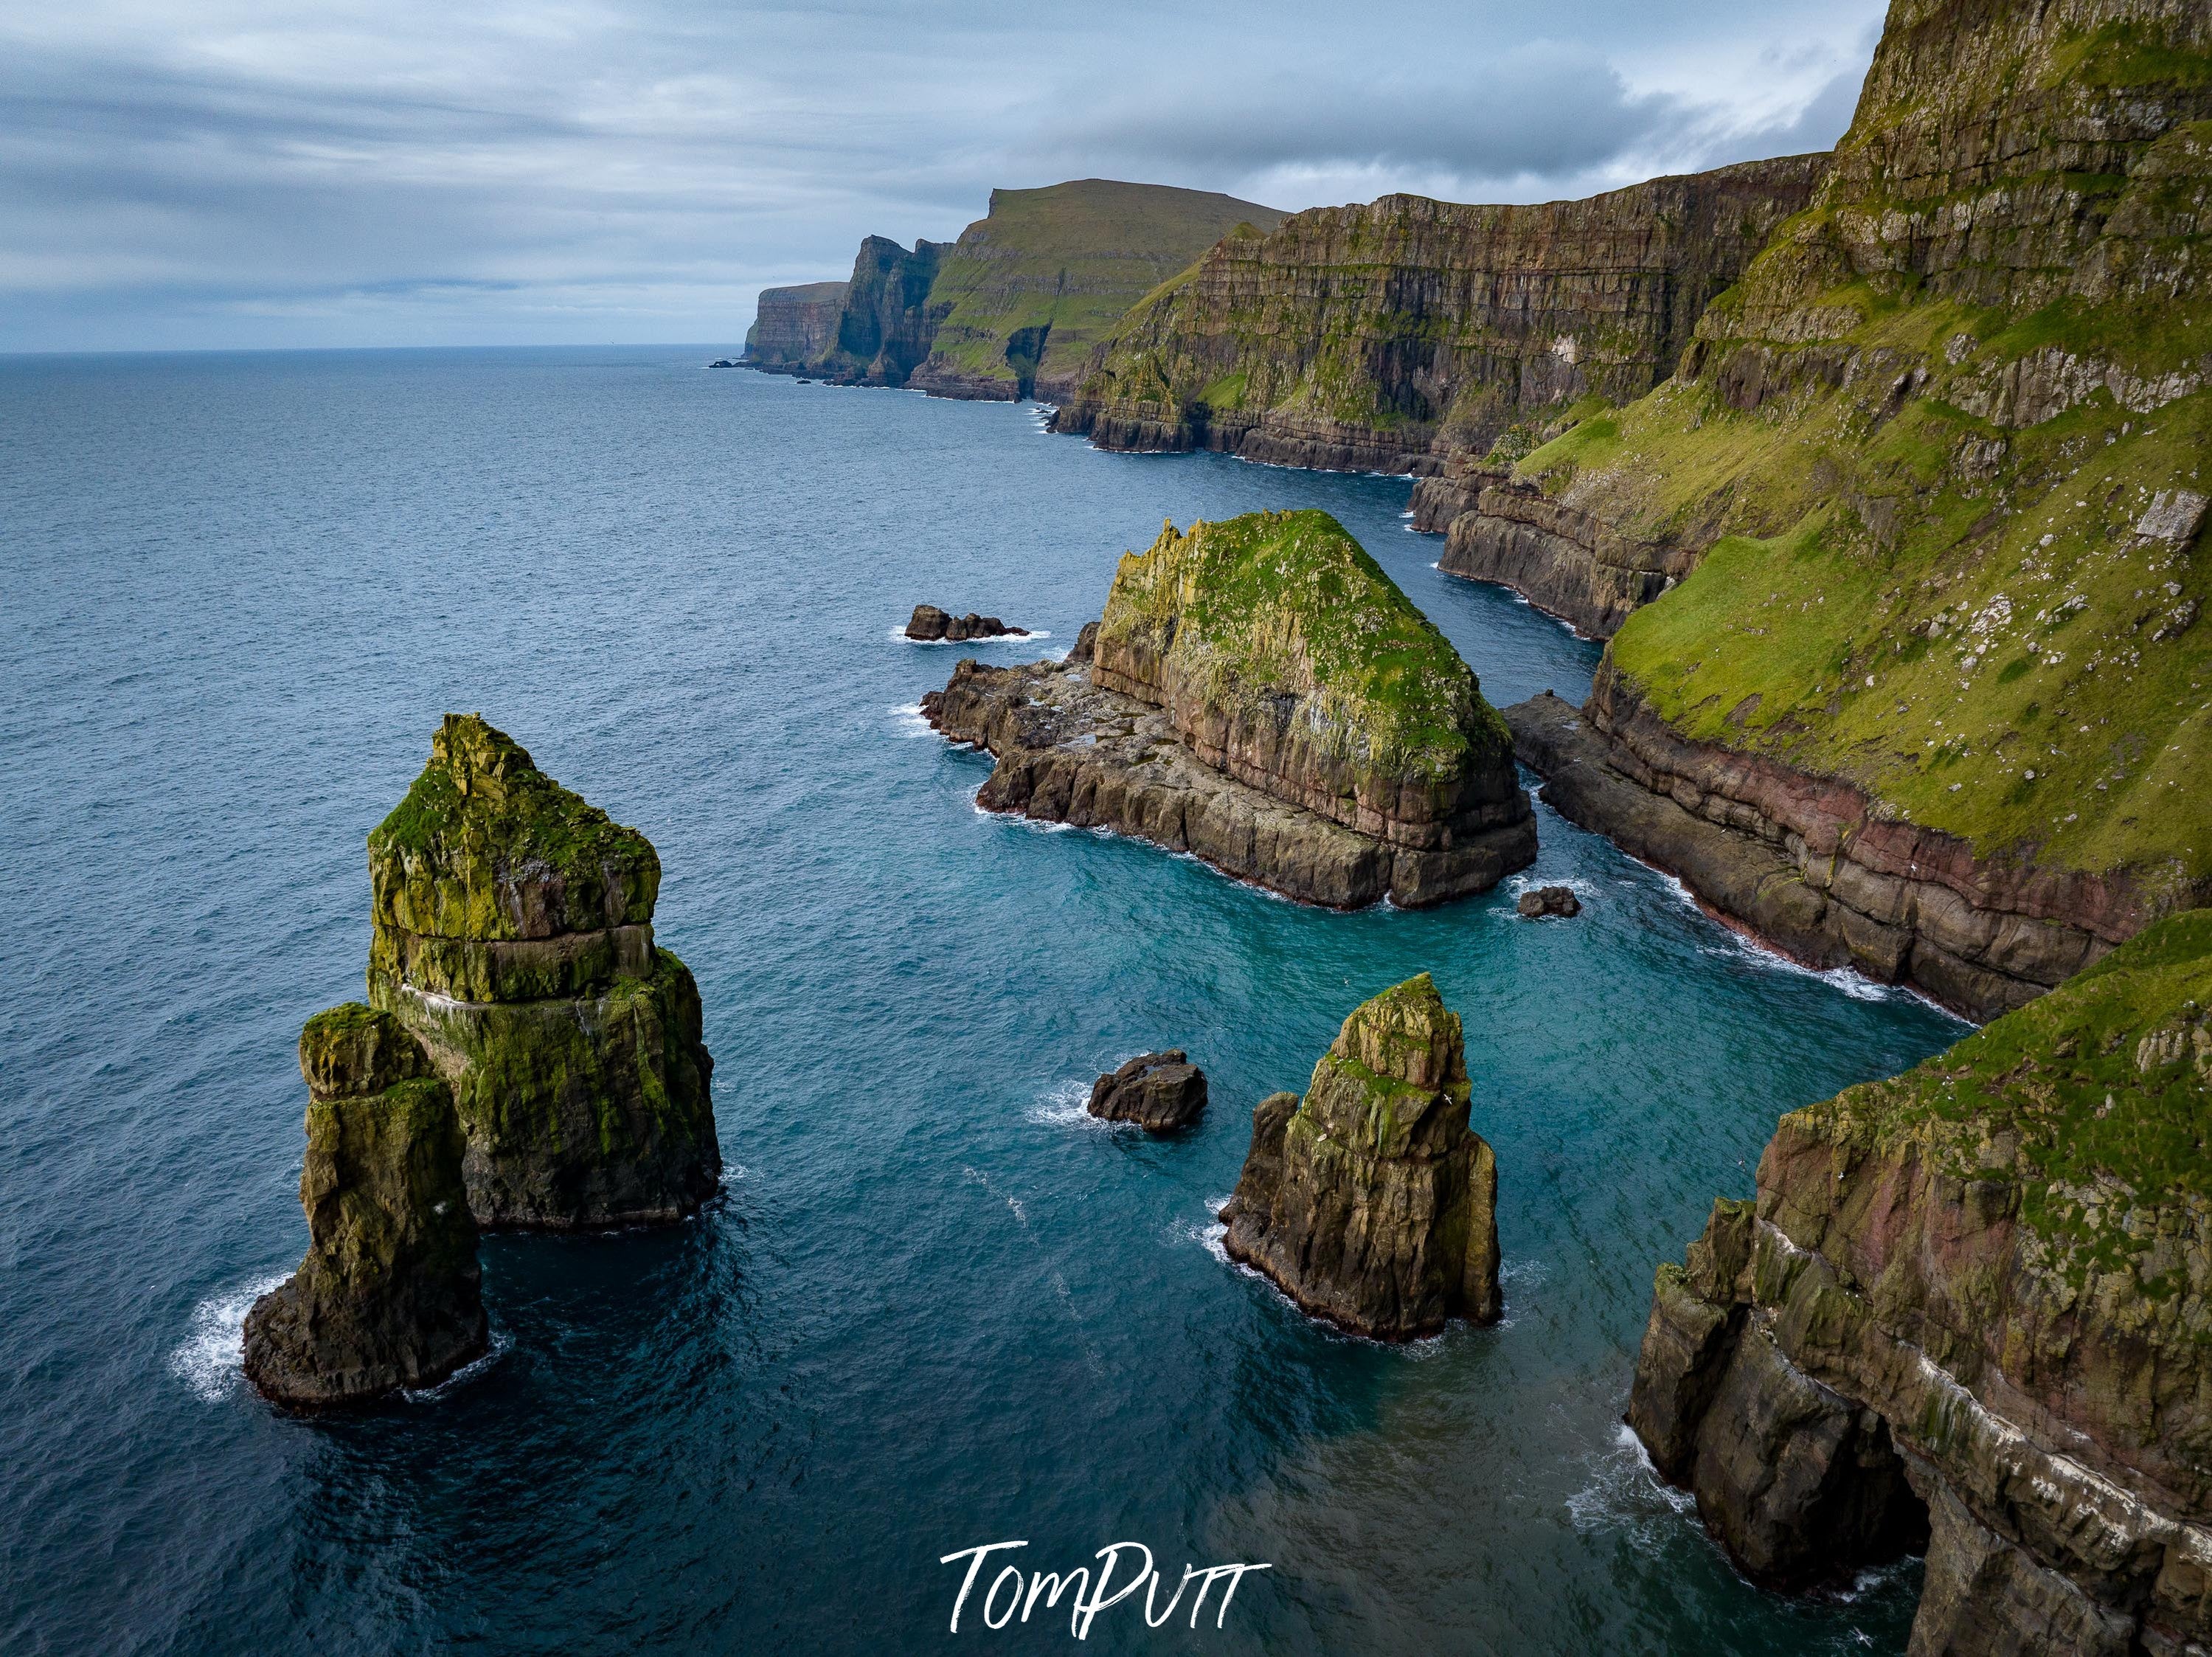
(1219, 973, 1500, 1339)
(1628, 907, 2212, 1648)
(243, 1005, 487, 1407)
(367, 715, 718, 1228)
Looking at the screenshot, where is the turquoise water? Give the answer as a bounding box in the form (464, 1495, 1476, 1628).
(0, 347, 1963, 1654)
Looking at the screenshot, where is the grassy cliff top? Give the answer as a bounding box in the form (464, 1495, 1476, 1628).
(1300, 972, 1473, 1158)
(298, 1003, 434, 1100)
(1792, 907, 2212, 1295)
(757, 280, 849, 304)
(1097, 509, 1511, 781)
(368, 714, 659, 941)
(920, 179, 1286, 389)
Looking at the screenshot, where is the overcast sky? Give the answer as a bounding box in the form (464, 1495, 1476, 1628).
(1, 1, 1886, 353)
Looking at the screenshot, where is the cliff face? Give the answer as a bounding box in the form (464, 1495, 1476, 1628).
(742, 280, 848, 367)
(923, 511, 1534, 907)
(1053, 157, 1826, 472)
(367, 714, 719, 1228)
(1481, 0, 2212, 1008)
(243, 1004, 487, 1407)
(1219, 973, 1499, 1340)
(1629, 908, 2212, 1653)
(743, 180, 1284, 398)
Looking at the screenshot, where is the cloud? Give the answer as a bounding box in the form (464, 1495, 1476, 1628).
(0, 0, 1887, 350)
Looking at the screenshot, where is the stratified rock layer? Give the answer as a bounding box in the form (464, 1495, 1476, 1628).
(1218, 974, 1499, 1340)
(1088, 1051, 1207, 1132)
(742, 280, 849, 367)
(1055, 156, 1826, 471)
(924, 510, 1533, 907)
(1629, 908, 2212, 1651)
(367, 714, 719, 1228)
(243, 1004, 488, 1407)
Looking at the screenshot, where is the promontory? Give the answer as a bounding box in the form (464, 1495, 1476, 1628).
(923, 509, 1534, 908)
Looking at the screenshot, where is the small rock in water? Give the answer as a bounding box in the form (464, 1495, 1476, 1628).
(1517, 885, 1581, 919)
(906, 603, 1024, 643)
(1087, 1050, 1208, 1132)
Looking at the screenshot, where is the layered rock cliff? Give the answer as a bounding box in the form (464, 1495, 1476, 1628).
(744, 180, 1284, 398)
(1218, 972, 1499, 1340)
(1053, 156, 1826, 472)
(1629, 907, 2212, 1653)
(742, 280, 848, 368)
(1486, 0, 2212, 1011)
(243, 1004, 488, 1407)
(922, 509, 1534, 907)
(367, 714, 719, 1228)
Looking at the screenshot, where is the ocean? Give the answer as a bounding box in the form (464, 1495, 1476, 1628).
(0, 345, 1962, 1654)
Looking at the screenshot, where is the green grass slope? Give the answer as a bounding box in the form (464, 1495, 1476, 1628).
(915, 179, 1285, 395)
(1502, 2, 2212, 906)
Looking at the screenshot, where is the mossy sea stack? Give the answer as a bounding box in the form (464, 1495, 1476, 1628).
(1629, 909, 2212, 1648)
(1220, 974, 1500, 1339)
(367, 715, 718, 1228)
(243, 1005, 488, 1407)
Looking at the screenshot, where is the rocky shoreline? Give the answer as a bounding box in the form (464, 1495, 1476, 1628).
(1502, 682, 2132, 1021)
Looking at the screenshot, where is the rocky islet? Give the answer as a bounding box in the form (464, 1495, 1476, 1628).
(904, 604, 1025, 643)
(1087, 1051, 1209, 1132)
(924, 508, 1535, 908)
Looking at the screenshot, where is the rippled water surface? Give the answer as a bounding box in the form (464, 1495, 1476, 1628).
(0, 347, 1966, 1655)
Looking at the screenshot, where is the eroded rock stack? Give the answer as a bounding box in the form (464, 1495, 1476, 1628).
(1219, 973, 1499, 1339)
(924, 510, 1535, 907)
(906, 605, 1023, 643)
(243, 1004, 488, 1407)
(1629, 908, 2212, 1650)
(367, 714, 719, 1229)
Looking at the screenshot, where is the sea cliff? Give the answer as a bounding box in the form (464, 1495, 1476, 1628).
(743, 280, 849, 368)
(1492, 0, 2212, 1014)
(923, 510, 1534, 907)
(1629, 907, 2212, 1653)
(1053, 157, 1826, 473)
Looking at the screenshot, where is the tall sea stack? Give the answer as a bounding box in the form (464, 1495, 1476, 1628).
(367, 714, 719, 1229)
(243, 1004, 488, 1407)
(1628, 908, 2212, 1651)
(1219, 973, 1500, 1339)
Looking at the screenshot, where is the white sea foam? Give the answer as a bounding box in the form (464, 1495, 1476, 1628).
(887, 701, 935, 738)
(1564, 1422, 1698, 1542)
(403, 1327, 513, 1402)
(170, 1273, 287, 1402)
(1028, 1078, 1112, 1130)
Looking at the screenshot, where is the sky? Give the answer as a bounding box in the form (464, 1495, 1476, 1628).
(0, 1, 1888, 353)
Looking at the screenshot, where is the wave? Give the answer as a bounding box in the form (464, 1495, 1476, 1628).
(169, 1273, 287, 1402)
(887, 626, 1048, 646)
(402, 1326, 513, 1403)
(887, 700, 935, 738)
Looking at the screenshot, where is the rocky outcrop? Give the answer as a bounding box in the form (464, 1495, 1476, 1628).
(905, 604, 1024, 642)
(923, 510, 1534, 907)
(1628, 907, 2212, 1652)
(741, 280, 848, 368)
(1504, 665, 2193, 1019)
(367, 714, 719, 1229)
(1516, 885, 1580, 919)
(1087, 1051, 1207, 1131)
(1054, 156, 1826, 472)
(243, 1004, 488, 1407)
(1218, 974, 1499, 1340)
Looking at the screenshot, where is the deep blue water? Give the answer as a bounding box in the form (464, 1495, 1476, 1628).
(0, 347, 1965, 1655)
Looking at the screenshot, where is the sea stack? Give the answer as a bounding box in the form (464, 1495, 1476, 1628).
(925, 510, 1535, 907)
(367, 714, 719, 1228)
(243, 1005, 488, 1407)
(1219, 973, 1500, 1338)
(1087, 1051, 1208, 1131)
(1627, 909, 2212, 1649)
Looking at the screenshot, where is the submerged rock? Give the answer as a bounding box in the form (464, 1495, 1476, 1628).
(367, 714, 719, 1229)
(1088, 1051, 1207, 1131)
(1627, 908, 2212, 1647)
(906, 604, 1024, 643)
(926, 510, 1535, 907)
(243, 1005, 488, 1407)
(1516, 885, 1580, 919)
(1218, 973, 1500, 1339)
